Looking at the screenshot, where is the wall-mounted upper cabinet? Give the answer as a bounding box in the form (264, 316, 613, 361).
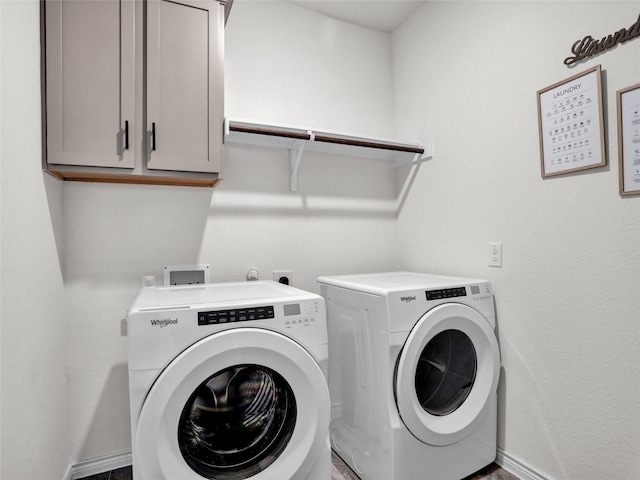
(44, 0, 136, 170)
(146, 0, 223, 174)
(42, 0, 227, 188)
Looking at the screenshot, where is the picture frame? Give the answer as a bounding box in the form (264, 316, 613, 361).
(617, 83, 640, 196)
(537, 65, 606, 178)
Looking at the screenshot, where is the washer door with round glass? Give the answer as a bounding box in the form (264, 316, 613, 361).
(395, 303, 500, 447)
(135, 328, 330, 480)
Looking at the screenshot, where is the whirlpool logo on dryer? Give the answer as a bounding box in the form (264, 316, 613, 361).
(400, 296, 416, 303)
(150, 317, 178, 327)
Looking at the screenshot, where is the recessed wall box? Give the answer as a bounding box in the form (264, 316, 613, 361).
(163, 264, 210, 286)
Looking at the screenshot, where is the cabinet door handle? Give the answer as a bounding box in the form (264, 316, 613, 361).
(152, 122, 156, 151)
(124, 120, 129, 150)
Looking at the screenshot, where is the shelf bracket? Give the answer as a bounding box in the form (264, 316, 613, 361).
(290, 139, 305, 191)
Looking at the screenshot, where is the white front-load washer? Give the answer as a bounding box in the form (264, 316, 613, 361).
(318, 272, 501, 480)
(127, 280, 331, 480)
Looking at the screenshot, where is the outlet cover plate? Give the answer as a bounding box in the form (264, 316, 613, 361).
(489, 242, 502, 267)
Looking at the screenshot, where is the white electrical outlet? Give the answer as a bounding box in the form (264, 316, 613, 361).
(140, 275, 157, 287)
(488, 242, 502, 267)
(273, 270, 293, 286)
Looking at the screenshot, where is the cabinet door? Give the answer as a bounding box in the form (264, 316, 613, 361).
(146, 0, 224, 173)
(45, 0, 135, 168)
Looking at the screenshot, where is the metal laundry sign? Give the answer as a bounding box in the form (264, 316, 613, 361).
(564, 13, 640, 66)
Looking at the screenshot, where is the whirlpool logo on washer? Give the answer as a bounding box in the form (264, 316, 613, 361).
(400, 296, 416, 303)
(149, 317, 178, 327)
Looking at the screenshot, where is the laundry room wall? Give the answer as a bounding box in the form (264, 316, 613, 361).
(4, 1, 638, 479)
(392, 2, 640, 479)
(0, 1, 69, 479)
(61, 0, 401, 470)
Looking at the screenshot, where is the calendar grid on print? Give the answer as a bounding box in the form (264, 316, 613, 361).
(537, 65, 606, 178)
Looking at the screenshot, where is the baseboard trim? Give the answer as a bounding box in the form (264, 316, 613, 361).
(496, 447, 549, 480)
(64, 450, 132, 480)
(65, 447, 547, 480)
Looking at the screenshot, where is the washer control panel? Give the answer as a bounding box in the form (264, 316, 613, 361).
(425, 287, 467, 300)
(198, 306, 275, 325)
(197, 299, 323, 327)
(425, 283, 493, 303)
(469, 282, 493, 302)
(284, 300, 322, 329)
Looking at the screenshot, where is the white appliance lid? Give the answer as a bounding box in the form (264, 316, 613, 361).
(130, 280, 316, 311)
(317, 271, 487, 295)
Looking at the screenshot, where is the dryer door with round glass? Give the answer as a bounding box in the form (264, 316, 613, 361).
(134, 328, 330, 480)
(395, 303, 500, 446)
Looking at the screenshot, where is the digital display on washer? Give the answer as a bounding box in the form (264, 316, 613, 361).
(283, 303, 301, 316)
(425, 287, 467, 301)
(197, 306, 274, 325)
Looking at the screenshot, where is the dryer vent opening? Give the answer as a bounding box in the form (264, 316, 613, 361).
(415, 329, 477, 416)
(178, 364, 297, 479)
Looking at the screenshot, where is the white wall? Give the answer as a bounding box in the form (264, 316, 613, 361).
(0, 0, 399, 475)
(0, 1, 69, 479)
(63, 0, 400, 467)
(393, 2, 640, 479)
(225, 0, 395, 137)
(3, 1, 639, 479)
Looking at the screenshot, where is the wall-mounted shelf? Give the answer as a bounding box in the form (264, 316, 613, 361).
(224, 118, 433, 191)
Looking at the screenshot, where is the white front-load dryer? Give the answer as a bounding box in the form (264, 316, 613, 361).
(318, 272, 501, 480)
(127, 281, 331, 480)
